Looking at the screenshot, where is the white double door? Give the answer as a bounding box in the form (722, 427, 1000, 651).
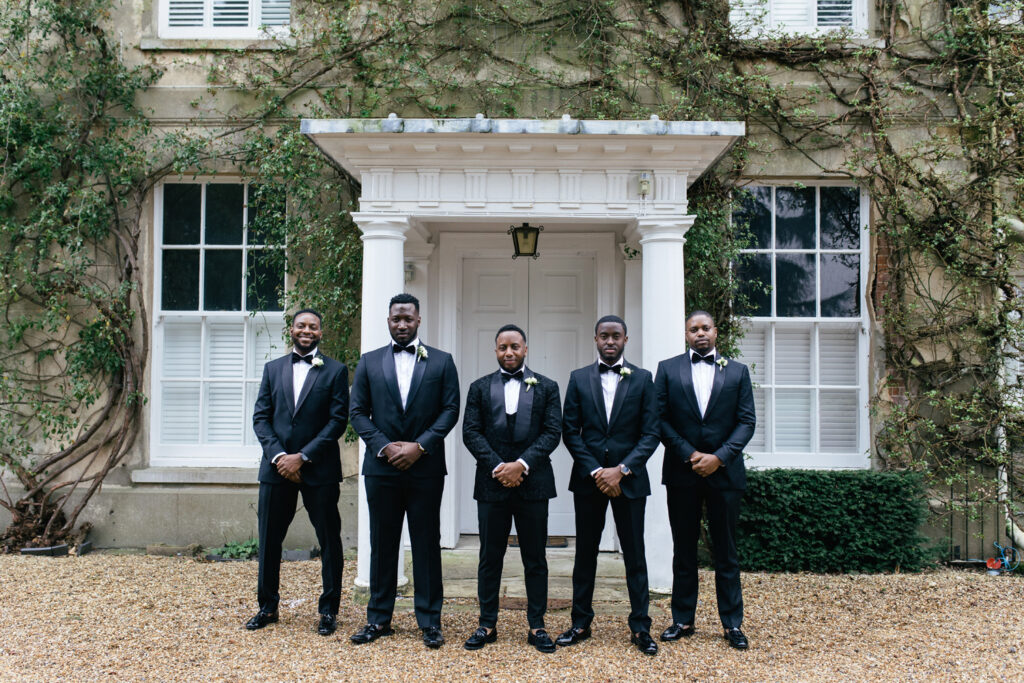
(458, 254, 598, 536)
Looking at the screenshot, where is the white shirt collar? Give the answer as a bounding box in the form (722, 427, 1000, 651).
(294, 346, 318, 358)
(689, 347, 716, 358)
(393, 337, 420, 350)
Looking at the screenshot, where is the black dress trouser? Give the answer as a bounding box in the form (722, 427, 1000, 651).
(477, 496, 549, 630)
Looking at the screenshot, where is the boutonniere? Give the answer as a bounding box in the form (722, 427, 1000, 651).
(524, 377, 539, 391)
(311, 356, 324, 368)
(716, 357, 728, 372)
(619, 366, 632, 377)
(417, 345, 428, 362)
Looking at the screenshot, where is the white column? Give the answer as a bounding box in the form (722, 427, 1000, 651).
(636, 215, 694, 593)
(352, 213, 410, 589)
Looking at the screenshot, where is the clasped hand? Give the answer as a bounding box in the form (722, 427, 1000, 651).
(690, 451, 722, 477)
(275, 453, 304, 484)
(493, 461, 525, 488)
(594, 467, 623, 498)
(383, 441, 423, 471)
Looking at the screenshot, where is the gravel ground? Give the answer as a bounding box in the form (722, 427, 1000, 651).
(0, 555, 1021, 682)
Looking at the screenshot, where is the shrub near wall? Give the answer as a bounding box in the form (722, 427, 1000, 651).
(736, 470, 931, 573)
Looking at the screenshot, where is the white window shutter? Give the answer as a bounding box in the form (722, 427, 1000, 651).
(167, 0, 205, 26)
(775, 388, 812, 451)
(204, 383, 245, 443)
(249, 318, 286, 379)
(161, 383, 201, 443)
(205, 322, 246, 378)
(260, 0, 290, 25)
(819, 390, 858, 451)
(774, 328, 812, 384)
(817, 0, 854, 27)
(771, 0, 815, 32)
(749, 388, 767, 451)
(737, 324, 767, 383)
(730, 0, 769, 37)
(213, 0, 250, 27)
(819, 328, 858, 385)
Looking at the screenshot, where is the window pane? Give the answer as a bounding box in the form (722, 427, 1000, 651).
(775, 187, 815, 249)
(820, 187, 860, 249)
(247, 185, 286, 245)
(733, 186, 771, 249)
(162, 250, 199, 310)
(161, 382, 200, 444)
(820, 254, 860, 317)
(735, 253, 771, 317)
(204, 250, 243, 311)
(820, 390, 858, 451)
(246, 250, 285, 311)
(776, 253, 815, 317)
(775, 388, 812, 452)
(163, 184, 200, 245)
(206, 184, 244, 245)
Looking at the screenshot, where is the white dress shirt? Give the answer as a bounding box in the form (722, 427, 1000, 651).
(599, 358, 624, 423)
(272, 346, 318, 464)
(496, 368, 529, 475)
(690, 347, 717, 418)
(394, 337, 419, 409)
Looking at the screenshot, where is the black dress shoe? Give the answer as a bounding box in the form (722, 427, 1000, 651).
(555, 626, 592, 646)
(660, 623, 696, 641)
(317, 614, 337, 636)
(724, 627, 749, 650)
(631, 631, 658, 656)
(422, 626, 444, 649)
(245, 610, 278, 630)
(463, 627, 498, 651)
(527, 628, 557, 654)
(349, 623, 394, 644)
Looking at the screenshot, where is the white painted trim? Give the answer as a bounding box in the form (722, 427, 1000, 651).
(437, 231, 618, 547)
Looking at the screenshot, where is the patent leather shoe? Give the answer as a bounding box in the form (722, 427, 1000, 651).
(317, 614, 337, 636)
(555, 626, 591, 646)
(724, 627, 749, 650)
(463, 627, 497, 650)
(660, 623, 695, 641)
(422, 626, 444, 649)
(527, 628, 557, 653)
(349, 623, 394, 644)
(245, 610, 278, 630)
(631, 631, 658, 656)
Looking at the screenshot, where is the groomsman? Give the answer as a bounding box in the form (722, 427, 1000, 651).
(461, 324, 562, 654)
(348, 294, 460, 649)
(655, 310, 756, 650)
(248, 309, 348, 636)
(557, 315, 660, 656)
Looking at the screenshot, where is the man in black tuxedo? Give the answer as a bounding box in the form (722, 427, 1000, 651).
(348, 293, 460, 649)
(556, 315, 660, 656)
(248, 308, 348, 636)
(655, 310, 756, 651)
(461, 324, 562, 654)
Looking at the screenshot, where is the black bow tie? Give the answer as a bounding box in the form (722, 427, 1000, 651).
(292, 353, 314, 364)
(501, 370, 524, 383)
(691, 353, 715, 365)
(599, 363, 622, 374)
(393, 344, 416, 354)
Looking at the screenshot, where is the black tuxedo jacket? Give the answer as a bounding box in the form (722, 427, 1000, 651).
(462, 368, 562, 502)
(253, 351, 349, 487)
(562, 360, 660, 499)
(349, 343, 460, 478)
(655, 353, 756, 491)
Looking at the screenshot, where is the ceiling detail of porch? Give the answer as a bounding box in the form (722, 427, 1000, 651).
(300, 114, 744, 222)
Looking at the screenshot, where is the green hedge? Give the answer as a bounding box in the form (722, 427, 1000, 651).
(735, 469, 931, 573)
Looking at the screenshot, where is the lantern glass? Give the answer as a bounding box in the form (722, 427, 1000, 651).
(509, 223, 542, 259)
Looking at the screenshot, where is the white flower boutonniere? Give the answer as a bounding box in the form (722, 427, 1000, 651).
(619, 366, 632, 377)
(417, 345, 428, 362)
(311, 356, 324, 368)
(716, 357, 728, 372)
(524, 377, 539, 391)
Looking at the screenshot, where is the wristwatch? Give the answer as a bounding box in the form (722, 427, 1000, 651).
(619, 464, 631, 476)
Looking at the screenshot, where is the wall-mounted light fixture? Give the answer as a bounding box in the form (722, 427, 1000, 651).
(508, 222, 543, 259)
(638, 171, 652, 198)
(404, 262, 416, 283)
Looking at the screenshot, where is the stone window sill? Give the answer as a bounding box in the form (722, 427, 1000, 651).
(130, 467, 259, 485)
(139, 37, 293, 52)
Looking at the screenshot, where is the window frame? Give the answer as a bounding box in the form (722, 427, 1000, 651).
(157, 0, 291, 40)
(150, 179, 287, 468)
(730, 0, 870, 38)
(733, 182, 871, 470)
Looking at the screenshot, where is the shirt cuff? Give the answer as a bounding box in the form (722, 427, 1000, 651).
(517, 458, 529, 474)
(591, 467, 602, 477)
(377, 444, 391, 459)
(272, 452, 287, 464)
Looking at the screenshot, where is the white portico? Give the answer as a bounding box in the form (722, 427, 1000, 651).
(301, 114, 744, 592)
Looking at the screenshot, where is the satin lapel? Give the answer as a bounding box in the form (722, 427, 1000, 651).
(607, 365, 631, 427)
(588, 363, 608, 430)
(512, 368, 536, 443)
(380, 348, 404, 413)
(489, 371, 506, 435)
(404, 345, 428, 408)
(704, 354, 727, 418)
(676, 355, 701, 417)
(281, 355, 295, 416)
(294, 360, 323, 414)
